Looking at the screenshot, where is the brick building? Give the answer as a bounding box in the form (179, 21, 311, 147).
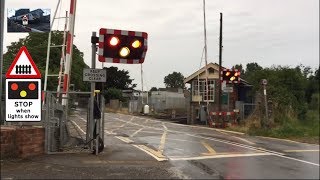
(184, 63, 252, 125)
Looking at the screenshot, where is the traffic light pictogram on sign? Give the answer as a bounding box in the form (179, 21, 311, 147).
(8, 81, 38, 99)
(98, 28, 148, 64)
(221, 69, 240, 83)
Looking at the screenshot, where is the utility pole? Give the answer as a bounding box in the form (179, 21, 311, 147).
(218, 13, 223, 112)
(0, 0, 5, 121)
(203, 0, 209, 113)
(261, 79, 268, 128)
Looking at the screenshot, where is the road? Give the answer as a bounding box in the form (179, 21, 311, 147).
(70, 112, 319, 179)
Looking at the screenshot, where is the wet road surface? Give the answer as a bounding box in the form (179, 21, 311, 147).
(70, 112, 319, 179)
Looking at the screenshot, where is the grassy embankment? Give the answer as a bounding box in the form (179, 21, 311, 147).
(227, 109, 319, 144)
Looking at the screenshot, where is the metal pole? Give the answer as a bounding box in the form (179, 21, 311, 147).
(90, 32, 96, 153)
(0, 0, 5, 122)
(101, 63, 105, 144)
(101, 96, 105, 144)
(44, 0, 62, 94)
(203, 0, 209, 110)
(263, 84, 268, 128)
(57, 11, 68, 100)
(218, 13, 223, 112)
(141, 63, 144, 106)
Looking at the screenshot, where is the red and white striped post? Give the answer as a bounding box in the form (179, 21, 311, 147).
(62, 0, 77, 106)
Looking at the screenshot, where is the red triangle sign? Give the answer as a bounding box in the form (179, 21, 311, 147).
(5, 46, 41, 79)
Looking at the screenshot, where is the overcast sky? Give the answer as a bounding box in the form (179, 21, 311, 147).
(3, 0, 319, 90)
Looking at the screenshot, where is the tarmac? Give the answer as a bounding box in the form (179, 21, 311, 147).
(1, 135, 185, 179)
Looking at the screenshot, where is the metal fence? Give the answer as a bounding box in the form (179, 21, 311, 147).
(43, 91, 96, 153)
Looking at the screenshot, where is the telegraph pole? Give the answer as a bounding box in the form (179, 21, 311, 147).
(203, 0, 209, 111)
(218, 13, 223, 112)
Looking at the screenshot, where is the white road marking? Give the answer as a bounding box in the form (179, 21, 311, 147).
(130, 128, 144, 137)
(140, 130, 163, 135)
(159, 128, 168, 153)
(215, 130, 255, 145)
(162, 123, 168, 131)
(169, 153, 272, 161)
(105, 113, 320, 166)
(70, 120, 86, 135)
(104, 130, 115, 135)
(201, 141, 216, 155)
(132, 144, 168, 162)
(232, 136, 256, 145)
(284, 150, 320, 152)
(115, 136, 134, 143)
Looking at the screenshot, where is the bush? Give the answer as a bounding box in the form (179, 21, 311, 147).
(309, 93, 319, 110)
(104, 88, 125, 103)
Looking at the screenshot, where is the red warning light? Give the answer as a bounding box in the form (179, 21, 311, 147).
(109, 36, 119, 46)
(11, 83, 18, 91)
(28, 83, 36, 91)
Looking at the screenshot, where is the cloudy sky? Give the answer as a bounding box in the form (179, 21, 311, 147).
(3, 0, 319, 90)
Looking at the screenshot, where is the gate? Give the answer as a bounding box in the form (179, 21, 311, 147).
(43, 91, 98, 153)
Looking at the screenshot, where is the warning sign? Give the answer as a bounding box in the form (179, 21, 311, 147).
(5, 46, 42, 122)
(6, 79, 41, 121)
(6, 46, 41, 79)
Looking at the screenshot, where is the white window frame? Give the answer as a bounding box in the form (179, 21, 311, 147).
(192, 79, 215, 102)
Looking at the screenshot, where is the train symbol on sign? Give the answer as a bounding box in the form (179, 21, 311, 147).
(8, 81, 38, 99)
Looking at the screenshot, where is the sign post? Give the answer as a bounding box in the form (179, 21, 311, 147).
(5, 46, 42, 122)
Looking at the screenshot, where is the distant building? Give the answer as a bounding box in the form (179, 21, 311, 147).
(15, 9, 30, 17)
(30, 9, 44, 19)
(184, 62, 252, 125)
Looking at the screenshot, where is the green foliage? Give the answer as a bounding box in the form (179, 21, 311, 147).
(3, 31, 89, 91)
(243, 63, 311, 120)
(104, 88, 124, 103)
(309, 93, 319, 110)
(228, 62, 319, 142)
(103, 66, 136, 90)
(164, 71, 185, 89)
(150, 87, 158, 91)
(98, 66, 136, 103)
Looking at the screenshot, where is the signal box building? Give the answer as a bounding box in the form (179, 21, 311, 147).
(183, 63, 252, 125)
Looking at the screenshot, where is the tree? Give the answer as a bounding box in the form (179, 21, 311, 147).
(3, 31, 89, 91)
(150, 87, 158, 91)
(164, 71, 185, 89)
(232, 64, 245, 75)
(102, 66, 136, 90)
(99, 66, 136, 102)
(104, 88, 124, 103)
(243, 62, 309, 121)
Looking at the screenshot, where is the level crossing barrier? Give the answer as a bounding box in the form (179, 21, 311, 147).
(208, 111, 240, 128)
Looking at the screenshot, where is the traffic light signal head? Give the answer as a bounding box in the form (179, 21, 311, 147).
(221, 69, 240, 83)
(98, 28, 148, 64)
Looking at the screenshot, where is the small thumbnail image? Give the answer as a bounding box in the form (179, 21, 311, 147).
(7, 8, 51, 33)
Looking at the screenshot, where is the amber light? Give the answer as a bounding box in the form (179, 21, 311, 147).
(119, 47, 130, 58)
(132, 40, 141, 48)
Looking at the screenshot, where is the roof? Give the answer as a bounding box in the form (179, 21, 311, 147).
(184, 62, 221, 84)
(184, 62, 252, 86)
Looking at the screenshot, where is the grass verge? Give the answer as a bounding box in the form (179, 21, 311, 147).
(227, 110, 319, 144)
